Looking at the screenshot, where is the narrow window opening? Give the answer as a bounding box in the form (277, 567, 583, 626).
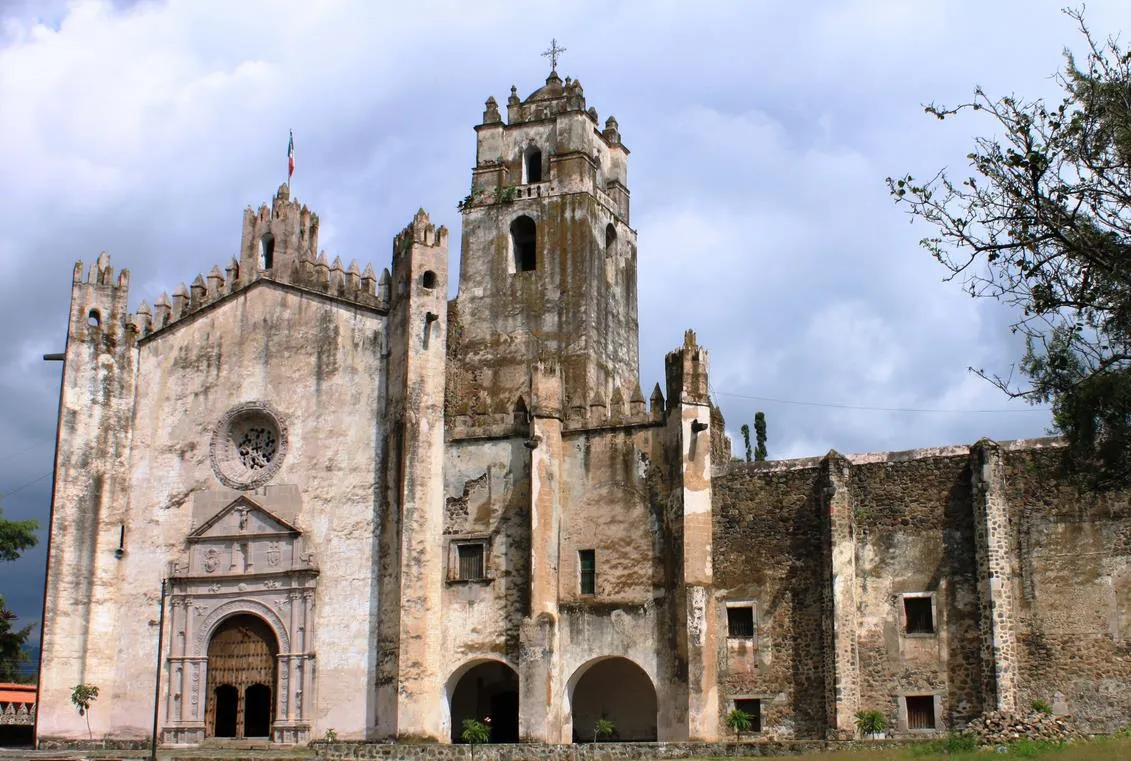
(457, 544, 485, 580)
(511, 216, 537, 272)
(727, 606, 755, 638)
(605, 223, 617, 257)
(579, 549, 596, 595)
(259, 233, 275, 271)
(523, 146, 543, 184)
(734, 699, 762, 733)
(904, 596, 935, 634)
(906, 696, 936, 730)
(87, 309, 101, 327)
(421, 270, 437, 290)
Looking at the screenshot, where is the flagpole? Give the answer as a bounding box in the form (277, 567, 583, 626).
(287, 129, 295, 192)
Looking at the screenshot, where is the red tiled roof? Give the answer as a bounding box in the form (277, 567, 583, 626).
(0, 683, 36, 704)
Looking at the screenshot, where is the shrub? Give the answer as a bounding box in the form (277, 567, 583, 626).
(725, 708, 752, 738)
(70, 684, 99, 740)
(1030, 698, 1053, 715)
(593, 717, 615, 742)
(855, 709, 887, 738)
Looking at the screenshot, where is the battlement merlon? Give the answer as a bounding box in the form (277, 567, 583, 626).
(68, 252, 133, 345)
(239, 183, 320, 286)
(665, 329, 710, 407)
(123, 187, 388, 340)
(393, 208, 449, 257)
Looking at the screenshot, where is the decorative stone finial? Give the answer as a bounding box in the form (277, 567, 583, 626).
(483, 96, 501, 124)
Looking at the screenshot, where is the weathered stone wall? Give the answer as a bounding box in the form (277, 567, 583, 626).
(38, 255, 137, 741)
(441, 435, 530, 704)
(1001, 447, 1131, 732)
(851, 454, 982, 731)
(713, 439, 1131, 740)
(40, 282, 388, 744)
(713, 462, 827, 739)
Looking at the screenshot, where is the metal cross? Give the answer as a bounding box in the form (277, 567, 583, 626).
(542, 38, 566, 72)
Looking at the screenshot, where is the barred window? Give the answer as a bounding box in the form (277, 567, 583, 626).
(727, 606, 755, 638)
(457, 544, 485, 580)
(579, 549, 596, 595)
(906, 696, 936, 730)
(904, 596, 935, 634)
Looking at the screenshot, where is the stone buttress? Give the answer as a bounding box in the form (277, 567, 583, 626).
(38, 254, 138, 740)
(377, 210, 449, 740)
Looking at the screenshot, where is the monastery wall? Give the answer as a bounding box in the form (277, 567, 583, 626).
(136, 284, 386, 741)
(850, 455, 982, 730)
(1000, 448, 1131, 732)
(712, 463, 827, 739)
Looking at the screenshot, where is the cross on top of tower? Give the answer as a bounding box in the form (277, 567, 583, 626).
(542, 38, 566, 73)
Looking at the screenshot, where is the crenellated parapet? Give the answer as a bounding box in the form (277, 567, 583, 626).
(394, 208, 449, 259)
(563, 381, 665, 432)
(69, 251, 134, 350)
(128, 186, 391, 340)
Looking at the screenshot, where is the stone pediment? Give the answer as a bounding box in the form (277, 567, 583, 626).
(187, 495, 300, 542)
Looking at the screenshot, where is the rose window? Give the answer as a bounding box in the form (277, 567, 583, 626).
(211, 403, 288, 489)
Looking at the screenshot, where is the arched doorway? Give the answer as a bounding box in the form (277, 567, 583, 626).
(205, 614, 279, 739)
(448, 661, 520, 743)
(568, 657, 657, 742)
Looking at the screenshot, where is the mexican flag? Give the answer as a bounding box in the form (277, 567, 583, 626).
(288, 130, 295, 179)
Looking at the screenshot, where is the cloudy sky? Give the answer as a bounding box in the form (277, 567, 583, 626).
(1, 0, 1125, 650)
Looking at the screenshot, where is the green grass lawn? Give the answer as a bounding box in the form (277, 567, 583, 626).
(763, 734, 1131, 760)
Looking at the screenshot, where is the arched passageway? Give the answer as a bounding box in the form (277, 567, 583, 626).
(205, 614, 279, 739)
(568, 657, 657, 742)
(449, 661, 520, 743)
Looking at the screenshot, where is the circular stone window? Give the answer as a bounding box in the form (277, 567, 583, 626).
(210, 402, 288, 489)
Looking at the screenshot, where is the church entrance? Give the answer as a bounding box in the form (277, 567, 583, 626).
(205, 614, 278, 739)
(449, 661, 520, 743)
(568, 657, 657, 742)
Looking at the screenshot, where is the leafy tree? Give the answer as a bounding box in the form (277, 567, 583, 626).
(0, 602, 34, 683)
(71, 683, 99, 740)
(888, 8, 1131, 485)
(725, 707, 752, 739)
(593, 717, 615, 743)
(754, 411, 767, 462)
(740, 424, 752, 462)
(0, 501, 38, 682)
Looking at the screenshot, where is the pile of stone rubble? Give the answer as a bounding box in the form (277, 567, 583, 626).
(964, 710, 1083, 746)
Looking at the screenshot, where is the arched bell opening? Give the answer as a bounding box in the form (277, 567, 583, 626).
(566, 656, 657, 742)
(204, 613, 279, 739)
(447, 660, 520, 743)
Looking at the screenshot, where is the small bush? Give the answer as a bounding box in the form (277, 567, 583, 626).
(855, 709, 887, 737)
(1030, 699, 1053, 715)
(1009, 739, 1064, 757)
(725, 708, 752, 738)
(941, 732, 978, 753)
(593, 717, 616, 742)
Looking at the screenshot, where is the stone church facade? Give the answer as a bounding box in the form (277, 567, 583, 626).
(37, 69, 1131, 748)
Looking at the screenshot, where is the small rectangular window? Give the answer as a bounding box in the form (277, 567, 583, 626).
(905, 695, 936, 730)
(579, 549, 596, 595)
(457, 544, 485, 580)
(733, 699, 762, 733)
(904, 596, 935, 634)
(727, 606, 755, 638)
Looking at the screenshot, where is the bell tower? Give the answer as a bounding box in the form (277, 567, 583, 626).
(447, 64, 639, 416)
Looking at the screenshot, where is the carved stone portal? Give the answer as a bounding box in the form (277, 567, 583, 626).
(161, 492, 317, 745)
